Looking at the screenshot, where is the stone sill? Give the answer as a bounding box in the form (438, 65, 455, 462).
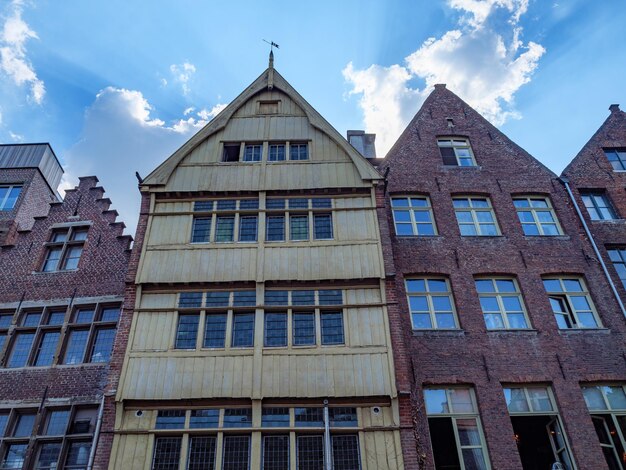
(486, 329, 539, 336)
(412, 330, 465, 337)
(558, 328, 611, 335)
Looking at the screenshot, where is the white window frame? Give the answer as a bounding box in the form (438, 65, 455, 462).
(405, 278, 459, 330)
(453, 196, 500, 236)
(543, 277, 602, 329)
(0, 185, 21, 211)
(390, 196, 437, 236)
(513, 196, 563, 236)
(475, 277, 530, 330)
(438, 138, 477, 167)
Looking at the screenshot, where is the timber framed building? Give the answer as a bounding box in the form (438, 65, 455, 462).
(96, 56, 403, 470)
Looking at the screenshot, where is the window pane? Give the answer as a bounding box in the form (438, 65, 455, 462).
(293, 312, 316, 346)
(269, 144, 286, 162)
(267, 199, 286, 209)
(216, 200, 237, 211)
(23, 312, 42, 326)
(264, 313, 287, 347)
(484, 313, 505, 329)
(222, 436, 250, 470)
(191, 217, 211, 243)
(390, 198, 409, 207)
(290, 215, 309, 241)
(292, 290, 315, 306)
(0, 314, 12, 327)
(205, 291, 229, 307)
(435, 313, 456, 329)
(449, 389, 474, 413)
(412, 313, 432, 329)
(2, 444, 27, 469)
(62, 246, 83, 270)
(43, 247, 62, 271)
(13, 413, 35, 437)
(605, 386, 626, 410)
(63, 330, 89, 364)
(295, 408, 324, 427)
(262, 408, 290, 427)
(2, 186, 21, 210)
(215, 216, 235, 242)
(330, 407, 358, 427)
(312, 198, 332, 208)
(265, 290, 289, 306)
(313, 214, 333, 239)
(155, 410, 185, 429)
(243, 144, 261, 162)
(90, 328, 116, 362)
(428, 279, 448, 293)
(204, 313, 227, 348)
(266, 216, 285, 241)
(582, 387, 607, 410)
(36, 442, 61, 470)
(528, 388, 553, 412)
(318, 290, 342, 305)
(504, 388, 529, 412)
(233, 291, 256, 307)
(175, 314, 199, 349)
(424, 389, 449, 414)
(332, 435, 360, 470)
(152, 437, 181, 470)
(289, 198, 309, 209)
(45, 410, 70, 435)
(239, 216, 258, 242)
(296, 435, 324, 470)
(289, 143, 308, 161)
(8, 332, 35, 367)
(223, 409, 252, 428)
(101, 307, 120, 322)
(194, 200, 214, 211)
(0, 413, 9, 436)
(456, 418, 481, 446)
(232, 313, 255, 347)
(263, 435, 289, 470)
(188, 436, 216, 470)
(75, 309, 94, 323)
(189, 409, 219, 429)
(34, 331, 61, 366)
(461, 448, 488, 470)
(321, 312, 344, 345)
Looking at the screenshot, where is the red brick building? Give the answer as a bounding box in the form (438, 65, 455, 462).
(0, 144, 131, 469)
(378, 85, 626, 469)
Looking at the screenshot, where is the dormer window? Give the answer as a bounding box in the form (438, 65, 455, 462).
(438, 138, 476, 166)
(222, 143, 241, 162)
(243, 144, 262, 162)
(42, 226, 88, 272)
(289, 143, 308, 161)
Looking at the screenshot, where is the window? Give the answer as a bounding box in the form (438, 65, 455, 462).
(263, 435, 289, 470)
(262, 408, 290, 428)
(405, 278, 458, 329)
(424, 387, 490, 470)
(191, 199, 259, 244)
(155, 410, 186, 430)
(222, 435, 250, 469)
(222, 143, 241, 162)
(438, 138, 476, 166)
(513, 196, 563, 236)
(188, 436, 217, 470)
(175, 314, 200, 349)
(258, 100, 279, 115)
(503, 385, 574, 470)
(581, 191, 617, 221)
(42, 226, 88, 272)
(608, 248, 626, 289)
(268, 144, 286, 162)
(320, 311, 344, 345)
(190, 410, 219, 429)
(232, 313, 255, 347)
(223, 409, 253, 428)
(453, 197, 499, 236)
(543, 277, 600, 329)
(266, 197, 333, 242)
(296, 435, 324, 469)
(152, 437, 182, 470)
(604, 148, 626, 171)
(582, 384, 626, 470)
(264, 313, 287, 347)
(0, 405, 97, 470)
(243, 144, 262, 162)
(391, 196, 437, 236)
(289, 142, 308, 161)
(0, 185, 21, 211)
(475, 278, 529, 329)
(332, 435, 360, 470)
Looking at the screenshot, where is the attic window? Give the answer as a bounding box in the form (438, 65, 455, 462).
(222, 143, 241, 162)
(258, 100, 279, 115)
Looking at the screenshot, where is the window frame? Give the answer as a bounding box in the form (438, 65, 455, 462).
(580, 191, 618, 221)
(608, 248, 626, 290)
(475, 277, 531, 330)
(191, 199, 259, 244)
(390, 195, 437, 236)
(404, 277, 459, 330)
(452, 196, 501, 236)
(265, 197, 334, 243)
(437, 138, 477, 167)
(424, 387, 491, 470)
(604, 148, 626, 171)
(41, 225, 89, 272)
(221, 140, 311, 163)
(542, 276, 602, 330)
(512, 195, 563, 236)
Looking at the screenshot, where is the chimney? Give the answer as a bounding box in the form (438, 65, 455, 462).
(347, 130, 377, 163)
(609, 104, 621, 113)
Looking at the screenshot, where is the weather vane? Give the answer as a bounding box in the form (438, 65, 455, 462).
(263, 39, 280, 53)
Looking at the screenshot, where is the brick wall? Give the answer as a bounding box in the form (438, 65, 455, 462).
(379, 86, 625, 469)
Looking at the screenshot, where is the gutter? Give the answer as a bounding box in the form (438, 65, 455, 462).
(87, 394, 106, 470)
(558, 177, 626, 318)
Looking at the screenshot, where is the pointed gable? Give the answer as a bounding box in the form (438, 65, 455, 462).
(143, 67, 380, 193)
(380, 84, 556, 187)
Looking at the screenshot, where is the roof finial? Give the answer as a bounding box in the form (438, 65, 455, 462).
(263, 40, 279, 90)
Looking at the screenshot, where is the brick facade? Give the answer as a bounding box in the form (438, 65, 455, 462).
(0, 175, 131, 469)
(378, 85, 626, 469)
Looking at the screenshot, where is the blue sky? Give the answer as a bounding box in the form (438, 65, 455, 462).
(0, 0, 624, 232)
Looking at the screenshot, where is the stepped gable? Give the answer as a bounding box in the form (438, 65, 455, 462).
(0, 175, 132, 303)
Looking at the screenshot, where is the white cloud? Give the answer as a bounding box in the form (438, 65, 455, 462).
(343, 0, 544, 156)
(170, 62, 196, 95)
(0, 0, 45, 104)
(61, 87, 227, 234)
(9, 130, 23, 141)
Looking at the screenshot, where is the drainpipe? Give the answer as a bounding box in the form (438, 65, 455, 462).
(87, 394, 106, 470)
(558, 177, 626, 318)
(323, 400, 332, 470)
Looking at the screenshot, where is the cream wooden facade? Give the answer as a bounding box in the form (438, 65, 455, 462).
(110, 59, 403, 470)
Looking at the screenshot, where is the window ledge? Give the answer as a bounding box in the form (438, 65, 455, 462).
(486, 329, 538, 335)
(31, 269, 79, 275)
(523, 235, 570, 241)
(440, 165, 482, 170)
(558, 328, 611, 335)
(412, 329, 465, 337)
(395, 235, 443, 240)
(591, 219, 625, 224)
(460, 235, 505, 239)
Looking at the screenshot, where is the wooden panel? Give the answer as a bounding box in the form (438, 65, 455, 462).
(139, 293, 176, 309)
(344, 288, 382, 305)
(110, 434, 151, 470)
(138, 247, 257, 283)
(132, 312, 175, 351)
(363, 431, 404, 470)
(232, 90, 306, 118)
(147, 215, 191, 245)
(334, 210, 379, 241)
(345, 307, 386, 347)
(154, 201, 191, 213)
(121, 355, 255, 399)
(263, 244, 383, 281)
